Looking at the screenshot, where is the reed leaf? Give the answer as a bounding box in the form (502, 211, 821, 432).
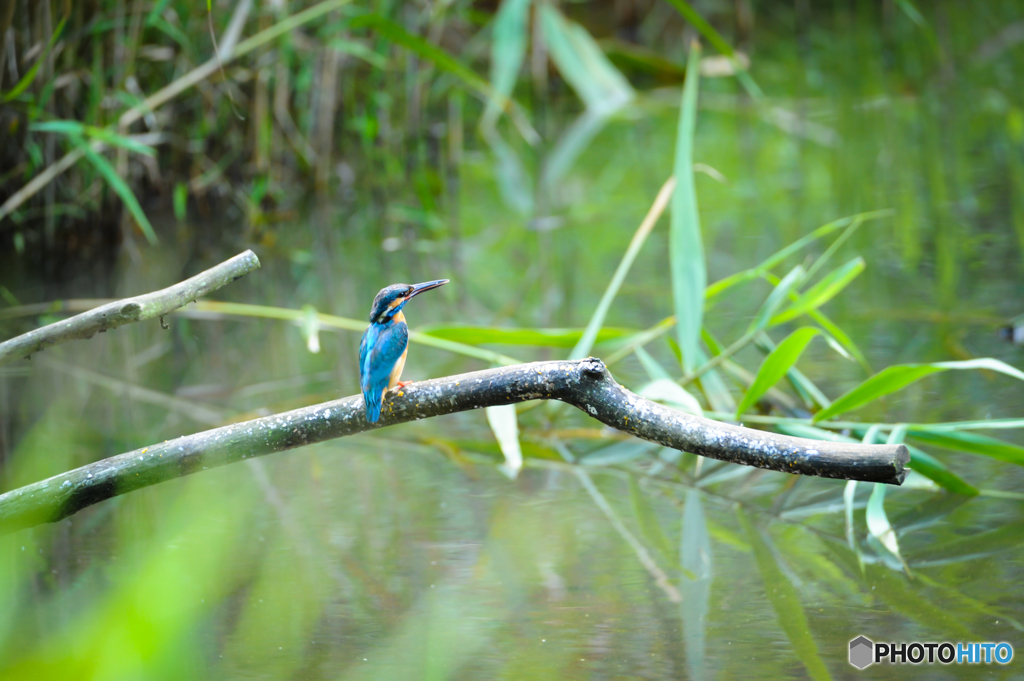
(814, 359, 1024, 422)
(671, 42, 704, 374)
(736, 327, 819, 419)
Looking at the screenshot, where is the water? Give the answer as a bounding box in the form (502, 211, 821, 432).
(3, 5, 1024, 680)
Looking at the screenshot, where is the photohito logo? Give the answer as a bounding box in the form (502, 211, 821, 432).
(849, 636, 1013, 669)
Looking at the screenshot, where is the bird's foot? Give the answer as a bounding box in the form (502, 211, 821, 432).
(396, 380, 413, 388)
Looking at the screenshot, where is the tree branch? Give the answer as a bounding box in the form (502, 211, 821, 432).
(0, 250, 260, 365)
(0, 358, 909, 535)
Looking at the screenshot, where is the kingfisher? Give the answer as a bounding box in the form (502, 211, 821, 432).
(359, 279, 449, 422)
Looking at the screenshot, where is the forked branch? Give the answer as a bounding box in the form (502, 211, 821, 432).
(0, 358, 909, 535)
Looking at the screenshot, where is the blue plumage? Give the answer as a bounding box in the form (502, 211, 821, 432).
(358, 279, 448, 422)
(359, 316, 408, 422)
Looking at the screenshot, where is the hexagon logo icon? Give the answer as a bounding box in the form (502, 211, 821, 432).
(849, 636, 874, 669)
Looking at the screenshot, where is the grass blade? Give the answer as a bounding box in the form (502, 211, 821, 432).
(908, 429, 1024, 467)
(705, 210, 891, 301)
(776, 421, 980, 494)
(893, 0, 941, 56)
(906, 418, 1024, 431)
(351, 14, 483, 89)
(814, 358, 1024, 422)
(80, 142, 159, 245)
(178, 301, 522, 365)
(639, 379, 703, 417)
(911, 523, 1024, 566)
(1, 16, 66, 102)
(845, 431, 880, 580)
(866, 482, 904, 567)
(539, 5, 633, 112)
(326, 38, 389, 69)
(604, 317, 676, 365)
(771, 257, 864, 326)
(671, 41, 705, 374)
(421, 325, 633, 348)
(486, 404, 522, 478)
(32, 121, 157, 157)
(484, 0, 531, 127)
(84, 129, 157, 157)
(570, 177, 675, 359)
(29, 120, 85, 135)
(736, 506, 832, 681)
(692, 335, 736, 412)
(662, 0, 761, 98)
(634, 346, 674, 381)
(299, 305, 322, 354)
(482, 128, 534, 215)
(903, 444, 979, 496)
(542, 109, 614, 187)
(749, 265, 804, 333)
(806, 308, 871, 372)
(803, 215, 866, 282)
(736, 327, 819, 419)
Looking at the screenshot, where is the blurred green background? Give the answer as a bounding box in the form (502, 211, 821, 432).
(2, 0, 1024, 678)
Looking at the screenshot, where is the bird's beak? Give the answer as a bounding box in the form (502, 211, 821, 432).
(405, 279, 449, 300)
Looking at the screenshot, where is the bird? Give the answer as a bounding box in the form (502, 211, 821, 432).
(359, 279, 449, 422)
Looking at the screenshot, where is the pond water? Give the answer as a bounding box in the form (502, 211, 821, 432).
(2, 4, 1024, 680)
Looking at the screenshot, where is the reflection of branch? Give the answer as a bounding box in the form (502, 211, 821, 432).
(0, 250, 260, 365)
(0, 358, 909, 535)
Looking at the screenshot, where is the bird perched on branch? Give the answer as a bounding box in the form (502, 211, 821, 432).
(359, 279, 449, 422)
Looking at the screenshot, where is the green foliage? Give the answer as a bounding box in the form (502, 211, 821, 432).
(814, 359, 1024, 422)
(570, 179, 672, 360)
(484, 0, 531, 127)
(771, 257, 864, 326)
(736, 327, 819, 419)
(3, 0, 1024, 676)
(422, 325, 631, 348)
(662, 0, 761, 97)
(749, 265, 803, 333)
(80, 141, 158, 245)
(349, 14, 492, 101)
(31, 121, 156, 157)
(539, 5, 633, 113)
(485, 403, 523, 478)
(1, 17, 66, 102)
(908, 429, 1024, 467)
(670, 42, 705, 374)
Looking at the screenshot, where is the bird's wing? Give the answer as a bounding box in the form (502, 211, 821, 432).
(359, 321, 409, 422)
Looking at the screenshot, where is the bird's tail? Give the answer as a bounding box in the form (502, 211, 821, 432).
(363, 388, 384, 422)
